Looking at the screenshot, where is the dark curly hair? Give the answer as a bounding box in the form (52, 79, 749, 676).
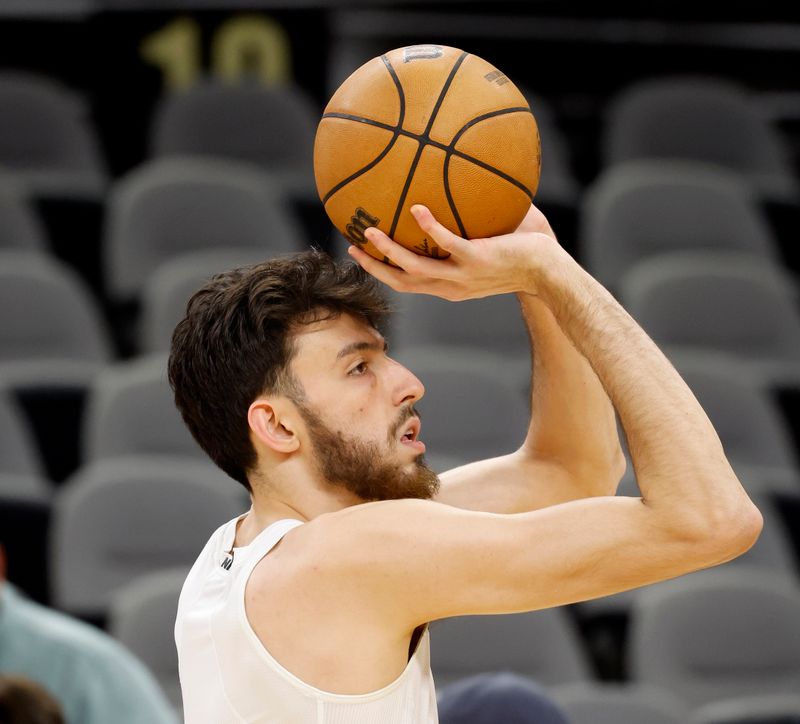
(168, 250, 391, 491)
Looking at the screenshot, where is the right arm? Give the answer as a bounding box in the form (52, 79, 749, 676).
(331, 210, 762, 627)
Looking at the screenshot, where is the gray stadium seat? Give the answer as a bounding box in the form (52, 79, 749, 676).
(395, 348, 530, 463)
(390, 292, 531, 389)
(0, 251, 112, 388)
(0, 473, 52, 504)
(619, 252, 800, 382)
(50, 456, 247, 617)
(0, 390, 44, 478)
(430, 607, 592, 687)
(629, 569, 800, 709)
(150, 79, 317, 197)
(669, 351, 800, 483)
(691, 693, 800, 724)
(139, 248, 273, 354)
(109, 568, 188, 710)
(104, 157, 304, 302)
(603, 76, 798, 200)
(0, 71, 107, 199)
(553, 683, 689, 724)
(82, 354, 202, 463)
(580, 161, 780, 290)
(0, 173, 48, 252)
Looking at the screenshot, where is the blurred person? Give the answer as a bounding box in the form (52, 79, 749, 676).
(437, 672, 570, 724)
(170, 204, 761, 723)
(0, 545, 177, 724)
(0, 674, 64, 724)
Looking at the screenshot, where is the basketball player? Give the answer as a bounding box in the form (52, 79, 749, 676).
(171, 203, 762, 723)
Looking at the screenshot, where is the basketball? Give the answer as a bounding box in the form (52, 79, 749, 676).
(313, 44, 541, 261)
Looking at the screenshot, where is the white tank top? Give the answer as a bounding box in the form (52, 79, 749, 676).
(175, 514, 439, 723)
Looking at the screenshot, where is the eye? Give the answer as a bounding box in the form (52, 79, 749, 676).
(348, 361, 368, 376)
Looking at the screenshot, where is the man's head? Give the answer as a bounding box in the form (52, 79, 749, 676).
(168, 251, 439, 501)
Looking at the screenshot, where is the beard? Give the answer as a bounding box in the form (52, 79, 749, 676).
(293, 401, 440, 502)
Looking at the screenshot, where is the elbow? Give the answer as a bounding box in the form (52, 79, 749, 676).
(681, 496, 764, 564)
(720, 499, 763, 559)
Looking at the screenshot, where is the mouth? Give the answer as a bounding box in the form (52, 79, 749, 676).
(399, 417, 425, 453)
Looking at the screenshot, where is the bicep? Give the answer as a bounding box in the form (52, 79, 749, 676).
(434, 452, 618, 513)
(329, 496, 713, 628)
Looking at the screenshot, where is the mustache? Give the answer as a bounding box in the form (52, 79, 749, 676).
(389, 405, 420, 440)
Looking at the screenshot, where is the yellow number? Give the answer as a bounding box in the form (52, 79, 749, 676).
(211, 15, 291, 85)
(140, 17, 201, 91)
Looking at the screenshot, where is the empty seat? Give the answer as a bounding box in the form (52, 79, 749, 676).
(629, 569, 800, 709)
(104, 157, 304, 302)
(580, 161, 780, 290)
(139, 248, 273, 354)
(390, 292, 531, 387)
(430, 607, 592, 687)
(603, 76, 798, 200)
(691, 693, 800, 724)
(669, 351, 800, 481)
(50, 456, 247, 617)
(82, 354, 202, 463)
(0, 473, 52, 504)
(0, 71, 107, 199)
(0, 173, 48, 252)
(150, 79, 317, 196)
(0, 251, 112, 388)
(620, 252, 800, 381)
(108, 568, 188, 709)
(396, 349, 529, 462)
(553, 683, 689, 724)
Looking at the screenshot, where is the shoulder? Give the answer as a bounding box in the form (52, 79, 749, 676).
(287, 499, 464, 562)
(253, 498, 490, 591)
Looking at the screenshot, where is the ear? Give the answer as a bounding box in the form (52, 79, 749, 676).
(248, 398, 300, 454)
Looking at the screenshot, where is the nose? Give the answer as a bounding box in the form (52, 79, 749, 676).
(390, 358, 425, 407)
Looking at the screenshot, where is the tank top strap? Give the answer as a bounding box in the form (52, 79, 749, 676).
(241, 518, 304, 567)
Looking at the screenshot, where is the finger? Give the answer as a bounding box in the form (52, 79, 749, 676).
(348, 245, 466, 299)
(347, 245, 416, 292)
(365, 227, 455, 279)
(410, 205, 473, 257)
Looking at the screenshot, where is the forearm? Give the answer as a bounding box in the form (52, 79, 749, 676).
(517, 291, 625, 493)
(533, 247, 758, 534)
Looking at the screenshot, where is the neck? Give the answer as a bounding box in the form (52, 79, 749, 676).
(235, 463, 365, 546)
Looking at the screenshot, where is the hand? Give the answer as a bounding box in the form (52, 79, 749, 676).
(347, 204, 565, 301)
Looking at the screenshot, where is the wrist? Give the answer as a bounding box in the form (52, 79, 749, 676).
(516, 235, 580, 300)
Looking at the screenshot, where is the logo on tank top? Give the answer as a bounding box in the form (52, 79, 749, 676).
(221, 549, 234, 570)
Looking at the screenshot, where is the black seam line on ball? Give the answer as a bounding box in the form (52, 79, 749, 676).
(321, 56, 406, 206)
(321, 111, 535, 201)
(443, 153, 467, 238)
(389, 51, 469, 239)
(447, 106, 535, 200)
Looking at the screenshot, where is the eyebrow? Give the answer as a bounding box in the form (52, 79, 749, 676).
(336, 339, 388, 361)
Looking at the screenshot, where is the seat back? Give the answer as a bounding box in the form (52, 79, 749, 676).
(51, 456, 246, 617)
(0, 252, 112, 363)
(430, 608, 592, 687)
(104, 157, 303, 300)
(629, 569, 800, 708)
(581, 161, 778, 290)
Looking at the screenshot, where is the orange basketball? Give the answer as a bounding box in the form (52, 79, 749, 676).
(313, 44, 541, 261)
